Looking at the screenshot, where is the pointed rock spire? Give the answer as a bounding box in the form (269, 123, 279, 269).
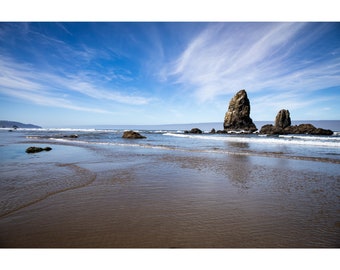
(223, 89, 257, 132)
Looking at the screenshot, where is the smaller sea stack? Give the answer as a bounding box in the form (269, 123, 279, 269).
(259, 109, 333, 135)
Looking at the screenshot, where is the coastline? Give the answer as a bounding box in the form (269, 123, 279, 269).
(0, 137, 339, 247)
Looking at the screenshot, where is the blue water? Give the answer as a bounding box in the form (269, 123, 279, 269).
(2, 120, 338, 164)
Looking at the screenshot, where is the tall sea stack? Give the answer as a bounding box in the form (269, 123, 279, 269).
(223, 89, 257, 132)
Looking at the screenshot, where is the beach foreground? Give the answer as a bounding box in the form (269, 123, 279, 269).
(0, 130, 339, 247)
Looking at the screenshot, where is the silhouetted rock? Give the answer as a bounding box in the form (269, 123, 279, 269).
(223, 89, 257, 132)
(122, 130, 146, 139)
(26, 146, 52, 153)
(210, 128, 216, 134)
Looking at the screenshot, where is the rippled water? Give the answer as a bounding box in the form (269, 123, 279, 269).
(0, 127, 339, 247)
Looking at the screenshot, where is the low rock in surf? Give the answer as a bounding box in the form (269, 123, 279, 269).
(184, 128, 203, 134)
(122, 130, 146, 139)
(26, 146, 52, 153)
(63, 134, 78, 138)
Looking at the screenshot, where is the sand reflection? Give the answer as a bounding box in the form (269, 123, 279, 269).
(225, 154, 252, 189)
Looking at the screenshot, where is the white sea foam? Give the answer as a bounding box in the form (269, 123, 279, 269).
(22, 132, 340, 163)
(47, 138, 178, 152)
(279, 135, 340, 141)
(163, 133, 340, 148)
(3, 127, 120, 133)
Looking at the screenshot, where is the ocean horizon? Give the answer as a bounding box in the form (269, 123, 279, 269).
(39, 120, 340, 132)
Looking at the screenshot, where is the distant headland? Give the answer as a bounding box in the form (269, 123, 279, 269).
(0, 120, 41, 129)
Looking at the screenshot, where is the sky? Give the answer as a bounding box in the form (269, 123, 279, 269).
(0, 22, 340, 127)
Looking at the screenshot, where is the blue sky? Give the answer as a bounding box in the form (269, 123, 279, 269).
(0, 22, 339, 127)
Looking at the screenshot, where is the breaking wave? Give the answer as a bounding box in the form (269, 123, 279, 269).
(163, 133, 340, 148)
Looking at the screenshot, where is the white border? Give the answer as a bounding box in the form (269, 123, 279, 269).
(2, 249, 340, 270)
(1, 0, 340, 21)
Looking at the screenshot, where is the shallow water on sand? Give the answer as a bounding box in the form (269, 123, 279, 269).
(1, 139, 339, 247)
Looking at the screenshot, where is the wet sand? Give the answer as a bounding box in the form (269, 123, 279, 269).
(0, 142, 339, 247)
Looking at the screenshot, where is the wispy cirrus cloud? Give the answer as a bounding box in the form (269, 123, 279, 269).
(3, 88, 109, 114)
(166, 22, 340, 105)
(0, 54, 152, 113)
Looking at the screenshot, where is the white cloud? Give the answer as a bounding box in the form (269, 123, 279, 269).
(58, 74, 152, 105)
(0, 57, 44, 91)
(0, 55, 152, 112)
(166, 22, 340, 103)
(0, 88, 109, 114)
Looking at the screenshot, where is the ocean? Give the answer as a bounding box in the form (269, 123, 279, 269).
(0, 121, 339, 247)
(5, 120, 339, 163)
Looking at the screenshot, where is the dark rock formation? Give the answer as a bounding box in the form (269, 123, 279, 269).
(309, 128, 334, 135)
(63, 134, 78, 138)
(209, 128, 216, 134)
(223, 89, 257, 133)
(259, 110, 333, 135)
(184, 128, 203, 134)
(259, 124, 281, 135)
(275, 109, 291, 129)
(122, 130, 146, 139)
(26, 146, 52, 153)
(285, 124, 333, 135)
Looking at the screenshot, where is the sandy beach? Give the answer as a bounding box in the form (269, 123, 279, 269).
(0, 138, 339, 247)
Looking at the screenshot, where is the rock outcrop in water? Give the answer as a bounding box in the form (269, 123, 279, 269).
(122, 130, 146, 139)
(26, 146, 52, 153)
(63, 134, 78, 138)
(184, 128, 203, 134)
(259, 109, 333, 135)
(223, 89, 257, 133)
